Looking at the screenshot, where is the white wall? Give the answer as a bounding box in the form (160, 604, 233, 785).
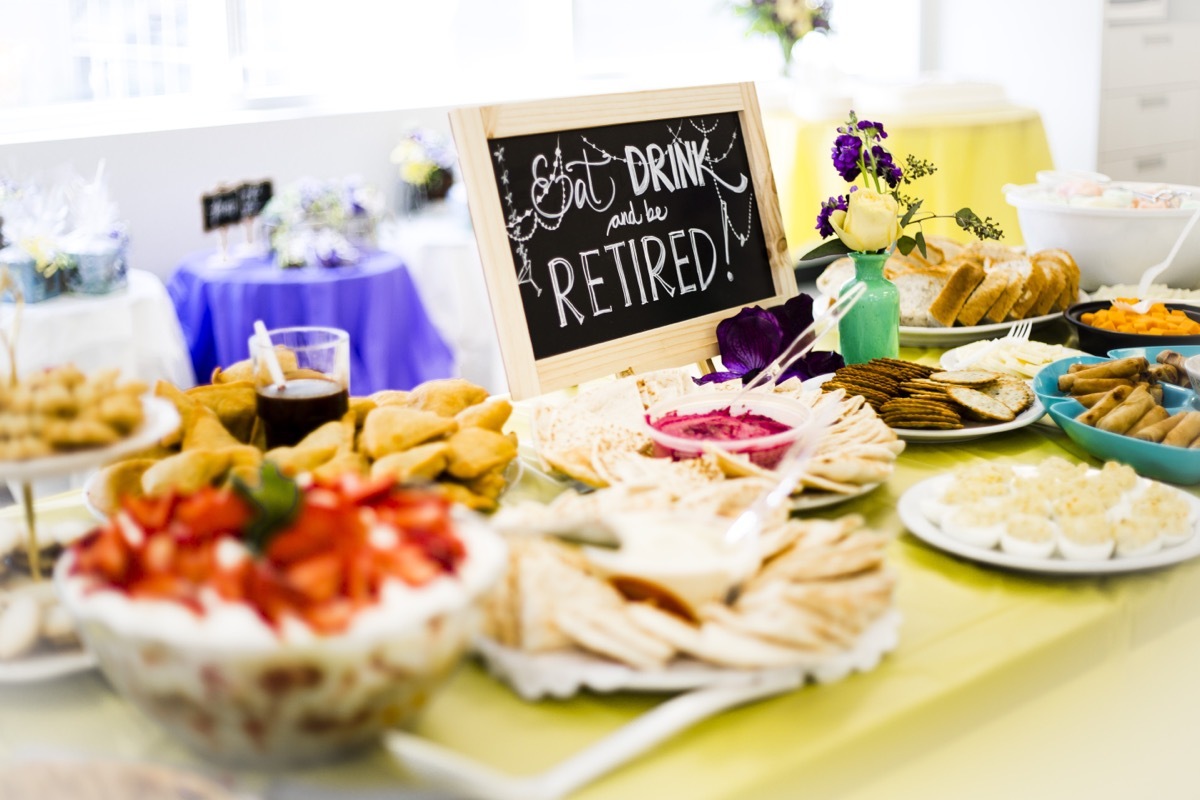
(0, 106, 449, 279)
(930, 0, 1105, 173)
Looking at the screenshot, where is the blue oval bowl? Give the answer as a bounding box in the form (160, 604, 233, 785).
(1032, 354, 1195, 409)
(1047, 399, 1200, 484)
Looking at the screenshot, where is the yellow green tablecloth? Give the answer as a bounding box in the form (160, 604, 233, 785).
(4, 346, 1200, 799)
(764, 107, 1055, 255)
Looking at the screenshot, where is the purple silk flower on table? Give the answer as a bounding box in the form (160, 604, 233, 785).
(694, 293, 844, 386)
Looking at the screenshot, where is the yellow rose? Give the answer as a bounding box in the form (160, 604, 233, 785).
(828, 189, 902, 252)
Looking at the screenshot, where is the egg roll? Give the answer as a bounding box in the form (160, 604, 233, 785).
(1147, 363, 1182, 386)
(1163, 412, 1200, 448)
(1096, 386, 1156, 434)
(1059, 357, 1147, 389)
(1069, 378, 1135, 396)
(1075, 386, 1132, 427)
(1075, 392, 1108, 409)
(1133, 413, 1186, 444)
(1127, 406, 1170, 437)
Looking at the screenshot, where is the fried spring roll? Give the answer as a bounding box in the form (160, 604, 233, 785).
(1127, 405, 1170, 436)
(1075, 391, 1108, 408)
(1096, 386, 1156, 434)
(1070, 377, 1135, 395)
(1148, 382, 1164, 405)
(1076, 386, 1133, 427)
(1133, 413, 1187, 443)
(1060, 357, 1149, 389)
(1163, 412, 1200, 448)
(1147, 363, 1181, 386)
(1157, 350, 1187, 372)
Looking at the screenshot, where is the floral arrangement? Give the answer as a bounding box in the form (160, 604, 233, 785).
(259, 177, 384, 268)
(695, 293, 843, 386)
(730, 0, 833, 71)
(390, 128, 456, 197)
(806, 111, 1002, 260)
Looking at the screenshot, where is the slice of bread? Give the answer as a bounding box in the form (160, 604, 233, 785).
(886, 260, 954, 327)
(957, 268, 1011, 326)
(928, 262, 986, 327)
(982, 261, 1028, 324)
(1009, 259, 1048, 319)
(1031, 257, 1066, 317)
(1036, 248, 1080, 311)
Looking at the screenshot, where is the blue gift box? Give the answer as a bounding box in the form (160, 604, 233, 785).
(0, 246, 63, 303)
(64, 244, 128, 294)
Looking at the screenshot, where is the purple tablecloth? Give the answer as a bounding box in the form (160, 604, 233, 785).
(167, 249, 455, 394)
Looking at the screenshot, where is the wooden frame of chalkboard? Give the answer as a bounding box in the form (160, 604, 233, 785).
(450, 82, 795, 400)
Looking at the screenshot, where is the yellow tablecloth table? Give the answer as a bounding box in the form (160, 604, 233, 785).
(764, 107, 1055, 254)
(3, 346, 1200, 799)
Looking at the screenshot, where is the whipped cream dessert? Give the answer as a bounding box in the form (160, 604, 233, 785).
(57, 473, 505, 766)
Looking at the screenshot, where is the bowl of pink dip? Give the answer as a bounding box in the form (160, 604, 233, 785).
(644, 392, 812, 469)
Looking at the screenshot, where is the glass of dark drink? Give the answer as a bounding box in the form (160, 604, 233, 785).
(249, 326, 351, 449)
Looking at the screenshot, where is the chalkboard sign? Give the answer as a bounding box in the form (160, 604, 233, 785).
(450, 83, 794, 399)
(238, 180, 274, 218)
(202, 188, 241, 232)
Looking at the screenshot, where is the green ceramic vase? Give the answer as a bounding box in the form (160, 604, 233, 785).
(838, 251, 900, 364)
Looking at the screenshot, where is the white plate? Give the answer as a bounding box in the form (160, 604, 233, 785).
(891, 396, 1045, 443)
(939, 341, 1087, 375)
(0, 397, 179, 482)
(0, 649, 96, 684)
(898, 470, 1200, 574)
(898, 311, 1063, 348)
(791, 481, 882, 510)
(474, 609, 901, 700)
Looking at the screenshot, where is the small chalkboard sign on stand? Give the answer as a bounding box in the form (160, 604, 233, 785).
(201, 185, 242, 263)
(450, 83, 795, 400)
(237, 180, 273, 246)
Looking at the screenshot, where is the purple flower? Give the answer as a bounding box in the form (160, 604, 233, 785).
(856, 119, 887, 140)
(694, 294, 845, 386)
(831, 133, 862, 182)
(695, 306, 781, 385)
(815, 194, 848, 238)
(870, 145, 903, 188)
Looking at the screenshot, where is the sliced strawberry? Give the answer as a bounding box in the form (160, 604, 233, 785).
(128, 573, 196, 605)
(75, 527, 131, 583)
(173, 541, 216, 584)
(339, 473, 396, 506)
(302, 599, 355, 635)
(173, 488, 252, 539)
(123, 494, 177, 532)
(266, 503, 351, 565)
(141, 533, 176, 575)
(285, 553, 342, 604)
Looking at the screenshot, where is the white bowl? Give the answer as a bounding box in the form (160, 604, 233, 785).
(1005, 181, 1200, 291)
(56, 512, 507, 767)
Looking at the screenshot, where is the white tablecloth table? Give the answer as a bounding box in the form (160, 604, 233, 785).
(1, 270, 195, 500)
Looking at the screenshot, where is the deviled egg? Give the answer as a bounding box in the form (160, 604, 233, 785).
(999, 514, 1058, 559)
(1057, 514, 1116, 561)
(940, 501, 1007, 549)
(1114, 518, 1163, 558)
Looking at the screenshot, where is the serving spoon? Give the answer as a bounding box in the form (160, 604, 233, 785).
(1113, 204, 1200, 315)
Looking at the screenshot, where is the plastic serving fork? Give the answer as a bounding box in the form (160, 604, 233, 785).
(956, 318, 1033, 370)
(386, 670, 801, 800)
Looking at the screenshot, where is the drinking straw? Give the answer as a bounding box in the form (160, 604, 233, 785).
(253, 320, 287, 388)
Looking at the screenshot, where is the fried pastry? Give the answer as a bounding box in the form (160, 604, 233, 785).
(407, 378, 489, 417)
(142, 450, 233, 495)
(444, 427, 518, 479)
(360, 406, 458, 458)
(370, 442, 450, 483)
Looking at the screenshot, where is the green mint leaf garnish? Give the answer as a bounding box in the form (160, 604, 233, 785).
(234, 462, 302, 555)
